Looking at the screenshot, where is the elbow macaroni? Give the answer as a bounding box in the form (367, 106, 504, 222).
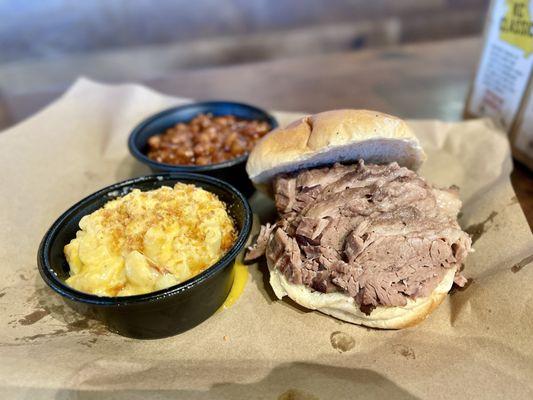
(64, 183, 236, 296)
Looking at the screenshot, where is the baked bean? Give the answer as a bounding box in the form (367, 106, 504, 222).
(147, 113, 271, 165)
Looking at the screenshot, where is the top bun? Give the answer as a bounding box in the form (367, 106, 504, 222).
(246, 109, 426, 189)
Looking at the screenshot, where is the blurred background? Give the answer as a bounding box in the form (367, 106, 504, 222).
(0, 0, 489, 98)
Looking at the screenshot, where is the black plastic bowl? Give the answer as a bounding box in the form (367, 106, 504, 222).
(37, 173, 252, 339)
(128, 101, 278, 197)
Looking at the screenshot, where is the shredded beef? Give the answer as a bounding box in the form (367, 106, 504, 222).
(246, 161, 472, 312)
(244, 223, 275, 262)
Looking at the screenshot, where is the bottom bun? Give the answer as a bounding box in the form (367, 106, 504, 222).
(268, 265, 456, 329)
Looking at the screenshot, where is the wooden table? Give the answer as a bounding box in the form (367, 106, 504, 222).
(1, 37, 532, 229)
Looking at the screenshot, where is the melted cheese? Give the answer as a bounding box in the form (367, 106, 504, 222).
(64, 183, 236, 297)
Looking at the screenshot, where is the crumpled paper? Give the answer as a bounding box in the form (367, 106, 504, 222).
(1, 78, 532, 399)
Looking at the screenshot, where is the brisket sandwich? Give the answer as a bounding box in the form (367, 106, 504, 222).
(245, 110, 472, 329)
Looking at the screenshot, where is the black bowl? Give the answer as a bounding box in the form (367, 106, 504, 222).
(128, 101, 278, 197)
(37, 173, 252, 339)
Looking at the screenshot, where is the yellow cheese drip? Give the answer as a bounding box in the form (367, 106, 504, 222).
(218, 262, 248, 311)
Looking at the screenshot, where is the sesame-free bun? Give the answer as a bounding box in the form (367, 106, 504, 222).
(246, 109, 426, 190)
(269, 263, 456, 329)
(248, 109, 444, 329)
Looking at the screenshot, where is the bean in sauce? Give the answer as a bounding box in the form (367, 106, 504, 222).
(147, 113, 271, 165)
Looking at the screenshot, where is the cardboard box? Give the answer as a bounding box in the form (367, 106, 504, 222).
(465, 0, 533, 169)
(465, 0, 533, 128)
(511, 84, 533, 169)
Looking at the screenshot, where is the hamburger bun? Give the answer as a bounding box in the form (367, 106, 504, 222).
(269, 264, 456, 329)
(246, 109, 426, 193)
(247, 109, 461, 329)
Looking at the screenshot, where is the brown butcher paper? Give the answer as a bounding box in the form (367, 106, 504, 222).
(0, 79, 532, 399)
